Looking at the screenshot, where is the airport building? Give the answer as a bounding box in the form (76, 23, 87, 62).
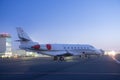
(0, 33, 12, 57)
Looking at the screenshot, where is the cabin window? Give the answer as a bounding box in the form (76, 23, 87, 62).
(71, 47, 73, 49)
(81, 47, 83, 49)
(68, 47, 69, 49)
(86, 47, 88, 49)
(87, 47, 89, 49)
(83, 47, 85, 49)
(74, 47, 75, 49)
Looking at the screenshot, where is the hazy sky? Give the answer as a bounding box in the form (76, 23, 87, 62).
(0, 0, 120, 50)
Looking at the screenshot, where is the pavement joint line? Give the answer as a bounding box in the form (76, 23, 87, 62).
(1, 72, 120, 75)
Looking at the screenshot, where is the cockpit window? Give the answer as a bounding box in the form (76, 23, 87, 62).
(89, 46, 94, 49)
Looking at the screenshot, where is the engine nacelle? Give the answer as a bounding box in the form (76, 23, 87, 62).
(31, 44, 40, 50)
(39, 44, 52, 50)
(46, 44, 52, 50)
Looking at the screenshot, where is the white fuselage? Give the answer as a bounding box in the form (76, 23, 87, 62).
(20, 43, 103, 56)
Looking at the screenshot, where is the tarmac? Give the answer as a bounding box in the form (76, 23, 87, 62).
(0, 54, 120, 80)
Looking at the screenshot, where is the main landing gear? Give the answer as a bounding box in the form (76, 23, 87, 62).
(53, 56, 64, 61)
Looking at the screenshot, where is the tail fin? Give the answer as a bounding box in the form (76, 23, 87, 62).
(16, 27, 32, 41)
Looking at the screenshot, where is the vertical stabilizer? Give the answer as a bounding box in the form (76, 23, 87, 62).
(16, 27, 32, 41)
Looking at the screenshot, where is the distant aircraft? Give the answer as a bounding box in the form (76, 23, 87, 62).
(16, 27, 104, 61)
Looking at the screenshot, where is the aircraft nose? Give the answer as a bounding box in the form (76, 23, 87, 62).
(95, 49, 104, 55)
(99, 49, 105, 55)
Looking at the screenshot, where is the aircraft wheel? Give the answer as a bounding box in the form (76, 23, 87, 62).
(54, 56, 58, 61)
(79, 55, 81, 58)
(59, 56, 64, 61)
